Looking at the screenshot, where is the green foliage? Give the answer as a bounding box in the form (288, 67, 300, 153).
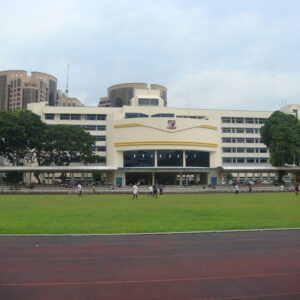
(92, 172, 103, 182)
(0, 110, 97, 166)
(224, 173, 233, 181)
(260, 111, 300, 167)
(0, 110, 46, 165)
(0, 193, 300, 234)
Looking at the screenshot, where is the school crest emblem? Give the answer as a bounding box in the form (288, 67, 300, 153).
(167, 120, 176, 129)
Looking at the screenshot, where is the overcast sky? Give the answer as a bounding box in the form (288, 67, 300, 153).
(1, 0, 300, 110)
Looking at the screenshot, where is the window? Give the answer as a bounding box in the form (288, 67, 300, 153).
(95, 135, 106, 141)
(246, 148, 255, 153)
(124, 150, 155, 167)
(157, 150, 183, 166)
(138, 98, 159, 106)
(246, 138, 255, 143)
(221, 117, 231, 123)
(85, 125, 97, 131)
(260, 158, 268, 163)
(245, 118, 254, 124)
(237, 158, 245, 163)
(60, 114, 70, 120)
(237, 138, 245, 143)
(236, 128, 244, 133)
(223, 158, 232, 163)
(223, 148, 232, 153)
(245, 128, 254, 133)
(97, 156, 106, 163)
(45, 114, 54, 120)
(186, 151, 209, 167)
(247, 158, 255, 163)
(222, 128, 231, 133)
(260, 148, 268, 153)
(85, 114, 97, 120)
(97, 125, 106, 131)
(96, 146, 106, 152)
(125, 112, 149, 118)
(236, 118, 244, 123)
(71, 114, 81, 120)
(151, 113, 174, 118)
(237, 148, 245, 153)
(222, 138, 232, 143)
(97, 114, 106, 120)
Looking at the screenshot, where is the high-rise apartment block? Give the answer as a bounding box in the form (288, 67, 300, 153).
(0, 70, 57, 111)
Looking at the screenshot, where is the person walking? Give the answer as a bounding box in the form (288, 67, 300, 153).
(295, 184, 299, 196)
(235, 184, 239, 195)
(159, 184, 163, 195)
(153, 184, 158, 199)
(148, 185, 153, 197)
(77, 183, 83, 196)
(132, 183, 138, 199)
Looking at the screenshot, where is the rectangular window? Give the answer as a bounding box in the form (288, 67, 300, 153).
(245, 128, 254, 133)
(96, 146, 106, 151)
(138, 98, 159, 106)
(222, 158, 232, 163)
(246, 148, 255, 153)
(223, 148, 232, 153)
(245, 118, 254, 124)
(236, 128, 244, 133)
(260, 158, 268, 163)
(60, 114, 70, 120)
(222, 138, 232, 143)
(221, 117, 231, 123)
(259, 118, 266, 124)
(260, 148, 268, 153)
(45, 114, 55, 120)
(237, 138, 245, 143)
(95, 135, 106, 141)
(222, 128, 231, 133)
(85, 125, 97, 131)
(71, 114, 81, 120)
(247, 158, 255, 163)
(85, 114, 97, 120)
(246, 138, 255, 143)
(97, 125, 106, 131)
(97, 114, 106, 120)
(237, 148, 245, 153)
(236, 118, 244, 123)
(237, 158, 245, 163)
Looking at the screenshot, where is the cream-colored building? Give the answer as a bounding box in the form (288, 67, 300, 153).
(0, 70, 57, 111)
(27, 85, 300, 186)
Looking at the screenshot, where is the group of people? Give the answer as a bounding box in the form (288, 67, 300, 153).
(132, 183, 163, 199)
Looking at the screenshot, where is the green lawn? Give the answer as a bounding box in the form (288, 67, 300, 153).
(0, 193, 300, 234)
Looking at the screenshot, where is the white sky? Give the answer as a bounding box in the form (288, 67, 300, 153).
(1, 0, 300, 110)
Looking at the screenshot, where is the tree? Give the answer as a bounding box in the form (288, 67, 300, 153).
(0, 110, 47, 166)
(260, 111, 300, 180)
(46, 124, 97, 166)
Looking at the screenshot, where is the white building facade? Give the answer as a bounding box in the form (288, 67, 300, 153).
(27, 87, 300, 186)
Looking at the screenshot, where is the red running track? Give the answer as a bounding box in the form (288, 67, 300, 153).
(0, 230, 300, 299)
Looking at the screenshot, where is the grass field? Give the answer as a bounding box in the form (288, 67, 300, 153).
(0, 192, 300, 234)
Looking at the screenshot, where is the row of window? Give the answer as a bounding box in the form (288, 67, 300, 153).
(223, 157, 269, 163)
(45, 114, 107, 121)
(223, 147, 268, 153)
(221, 117, 266, 124)
(222, 137, 263, 143)
(124, 113, 206, 119)
(94, 135, 106, 141)
(138, 98, 159, 106)
(124, 150, 210, 167)
(222, 127, 260, 134)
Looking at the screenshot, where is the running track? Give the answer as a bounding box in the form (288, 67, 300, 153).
(1, 230, 300, 299)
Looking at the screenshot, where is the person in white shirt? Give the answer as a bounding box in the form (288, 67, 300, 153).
(77, 183, 83, 196)
(132, 184, 138, 199)
(148, 185, 153, 197)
